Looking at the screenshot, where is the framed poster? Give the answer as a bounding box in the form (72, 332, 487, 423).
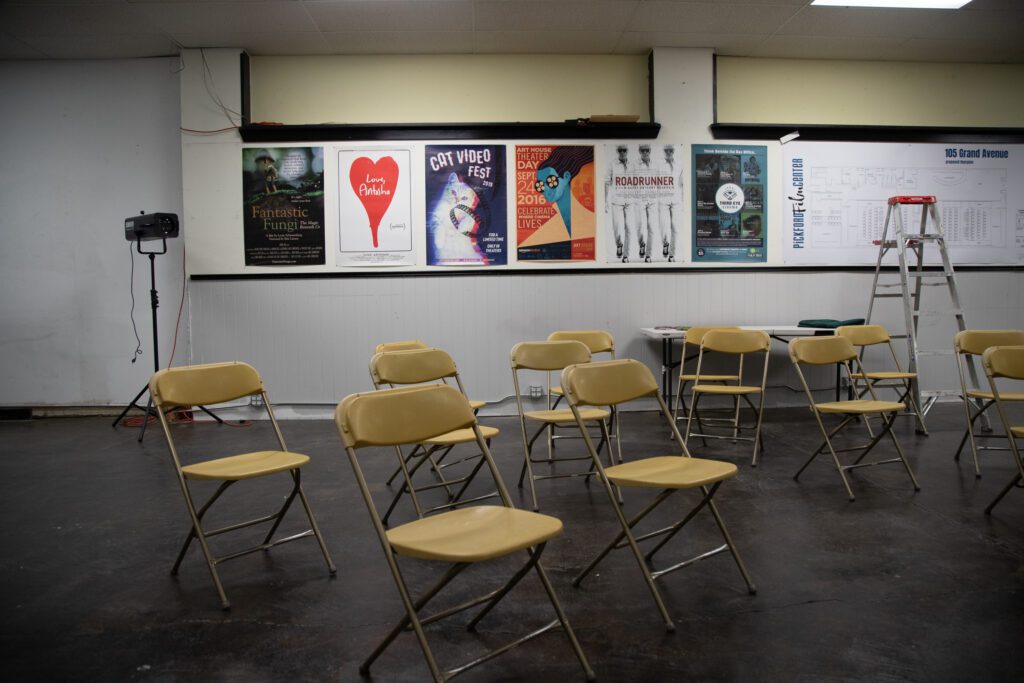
(242, 146, 325, 266)
(424, 145, 507, 266)
(691, 144, 767, 264)
(338, 148, 414, 266)
(603, 143, 684, 263)
(515, 145, 595, 261)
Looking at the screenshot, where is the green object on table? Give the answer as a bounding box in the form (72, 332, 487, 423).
(797, 318, 865, 329)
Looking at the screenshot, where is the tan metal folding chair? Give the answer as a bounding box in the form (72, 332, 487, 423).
(981, 345, 1024, 514)
(370, 347, 499, 524)
(335, 384, 594, 682)
(561, 359, 756, 632)
(671, 325, 740, 429)
(684, 329, 771, 466)
(511, 340, 613, 511)
(375, 339, 429, 353)
(790, 336, 921, 501)
(546, 330, 617, 449)
(837, 324, 928, 435)
(150, 361, 336, 609)
(953, 330, 1024, 477)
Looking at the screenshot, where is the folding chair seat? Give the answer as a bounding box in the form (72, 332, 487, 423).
(511, 340, 614, 511)
(684, 329, 771, 466)
(837, 324, 927, 434)
(981, 345, 1024, 514)
(335, 384, 594, 682)
(150, 361, 336, 609)
(671, 325, 741, 428)
(561, 359, 756, 631)
(370, 347, 499, 524)
(790, 337, 920, 501)
(953, 330, 1024, 478)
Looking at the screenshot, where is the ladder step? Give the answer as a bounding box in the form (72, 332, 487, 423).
(906, 271, 951, 278)
(917, 350, 956, 357)
(913, 309, 962, 317)
(921, 389, 959, 397)
(902, 234, 943, 241)
(888, 195, 936, 205)
(872, 293, 904, 298)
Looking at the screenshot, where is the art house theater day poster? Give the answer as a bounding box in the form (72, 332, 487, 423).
(338, 148, 414, 266)
(691, 144, 767, 264)
(424, 145, 507, 266)
(515, 145, 596, 261)
(242, 147, 325, 266)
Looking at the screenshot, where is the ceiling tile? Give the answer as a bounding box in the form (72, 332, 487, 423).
(473, 30, 624, 54)
(306, 1, 474, 32)
(746, 34, 914, 61)
(321, 30, 475, 54)
(615, 31, 763, 55)
(630, 2, 802, 35)
(0, 2, 158, 35)
(135, 1, 317, 34)
(473, 1, 640, 32)
(777, 6, 949, 38)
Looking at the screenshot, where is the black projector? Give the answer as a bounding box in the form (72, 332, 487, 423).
(124, 212, 179, 241)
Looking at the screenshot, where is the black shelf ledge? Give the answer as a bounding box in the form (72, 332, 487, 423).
(239, 121, 661, 143)
(711, 123, 1024, 144)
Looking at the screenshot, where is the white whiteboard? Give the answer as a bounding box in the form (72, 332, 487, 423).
(781, 142, 1024, 266)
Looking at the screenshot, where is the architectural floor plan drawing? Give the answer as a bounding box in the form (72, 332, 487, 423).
(783, 142, 1023, 265)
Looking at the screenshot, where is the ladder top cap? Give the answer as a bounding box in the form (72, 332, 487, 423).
(889, 195, 936, 205)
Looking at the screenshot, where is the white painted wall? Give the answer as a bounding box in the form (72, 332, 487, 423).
(0, 59, 184, 406)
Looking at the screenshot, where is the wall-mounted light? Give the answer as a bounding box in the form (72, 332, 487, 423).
(811, 1, 971, 8)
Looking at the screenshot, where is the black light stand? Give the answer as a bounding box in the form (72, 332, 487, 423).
(113, 233, 223, 441)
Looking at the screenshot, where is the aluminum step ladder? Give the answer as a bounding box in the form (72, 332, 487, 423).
(865, 195, 977, 428)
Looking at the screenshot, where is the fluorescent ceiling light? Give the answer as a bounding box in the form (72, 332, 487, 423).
(811, 1, 971, 8)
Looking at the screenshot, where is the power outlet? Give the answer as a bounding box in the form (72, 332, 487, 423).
(249, 395, 264, 408)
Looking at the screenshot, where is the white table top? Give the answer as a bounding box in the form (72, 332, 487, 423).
(640, 325, 834, 340)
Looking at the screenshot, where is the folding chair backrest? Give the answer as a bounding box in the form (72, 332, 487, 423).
(375, 340, 428, 353)
(955, 330, 1024, 356)
(790, 336, 857, 365)
(547, 330, 615, 356)
(561, 359, 659, 407)
(370, 347, 458, 386)
(684, 325, 740, 349)
(511, 340, 591, 371)
(151, 362, 263, 407)
(837, 324, 890, 347)
(336, 384, 476, 449)
(702, 329, 770, 355)
(983, 345, 1024, 381)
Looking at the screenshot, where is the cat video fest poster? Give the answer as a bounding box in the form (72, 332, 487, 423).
(425, 145, 507, 266)
(338, 148, 414, 266)
(242, 146, 325, 266)
(515, 145, 595, 261)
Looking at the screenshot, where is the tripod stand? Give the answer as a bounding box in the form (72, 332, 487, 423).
(112, 237, 223, 441)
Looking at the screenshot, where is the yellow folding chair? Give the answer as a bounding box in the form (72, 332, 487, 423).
(561, 359, 756, 631)
(335, 384, 594, 682)
(370, 347, 499, 524)
(981, 345, 1024, 514)
(511, 340, 613, 511)
(790, 337, 921, 501)
(684, 329, 771, 466)
(376, 339, 429, 353)
(546, 330, 617, 448)
(150, 361, 336, 609)
(954, 330, 1024, 477)
(837, 324, 928, 435)
(670, 325, 740, 429)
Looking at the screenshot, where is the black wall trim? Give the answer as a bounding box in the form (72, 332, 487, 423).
(239, 52, 250, 127)
(240, 121, 661, 143)
(192, 265, 1022, 282)
(711, 123, 1024, 144)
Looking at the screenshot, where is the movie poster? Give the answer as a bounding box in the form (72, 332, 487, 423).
(242, 146, 325, 266)
(424, 145, 507, 266)
(691, 144, 767, 263)
(603, 143, 684, 263)
(516, 145, 595, 261)
(338, 148, 414, 266)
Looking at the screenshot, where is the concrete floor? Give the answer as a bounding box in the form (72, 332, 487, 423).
(1, 403, 1022, 681)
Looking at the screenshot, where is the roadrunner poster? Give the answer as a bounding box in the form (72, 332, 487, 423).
(603, 143, 684, 264)
(338, 148, 414, 266)
(424, 145, 507, 266)
(242, 146, 325, 266)
(515, 145, 596, 261)
(691, 144, 767, 264)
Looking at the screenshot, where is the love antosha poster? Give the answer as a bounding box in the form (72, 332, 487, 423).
(242, 146, 325, 266)
(338, 148, 414, 266)
(425, 145, 507, 266)
(515, 145, 595, 261)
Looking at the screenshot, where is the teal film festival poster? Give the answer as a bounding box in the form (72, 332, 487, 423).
(691, 144, 767, 263)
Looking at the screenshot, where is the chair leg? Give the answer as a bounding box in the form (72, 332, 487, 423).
(172, 480, 233, 574)
(172, 479, 233, 609)
(749, 392, 766, 468)
(706, 497, 757, 594)
(290, 471, 337, 574)
(880, 414, 921, 491)
(531, 555, 596, 681)
(985, 472, 1023, 515)
(795, 414, 857, 501)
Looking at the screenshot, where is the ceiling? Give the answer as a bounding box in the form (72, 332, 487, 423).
(1, 0, 1022, 64)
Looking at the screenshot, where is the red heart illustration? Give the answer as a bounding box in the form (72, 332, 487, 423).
(349, 156, 399, 248)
